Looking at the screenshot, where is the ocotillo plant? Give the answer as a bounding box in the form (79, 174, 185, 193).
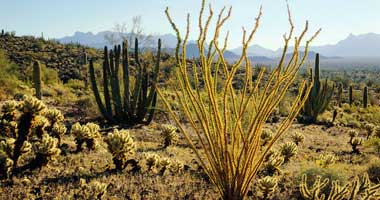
(300, 53, 335, 123)
(89, 38, 161, 125)
(363, 86, 368, 108)
(159, 1, 320, 199)
(349, 85, 353, 105)
(33, 61, 42, 100)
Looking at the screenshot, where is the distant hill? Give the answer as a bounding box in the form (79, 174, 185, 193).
(57, 31, 380, 59)
(0, 34, 101, 82)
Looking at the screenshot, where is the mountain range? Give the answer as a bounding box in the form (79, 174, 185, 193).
(57, 32, 380, 61)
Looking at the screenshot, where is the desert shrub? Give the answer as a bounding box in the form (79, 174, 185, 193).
(160, 0, 320, 198)
(364, 137, 380, 153)
(104, 129, 135, 171)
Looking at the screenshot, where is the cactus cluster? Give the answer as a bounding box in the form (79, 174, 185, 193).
(104, 129, 135, 171)
(89, 38, 161, 125)
(300, 173, 380, 200)
(300, 53, 335, 123)
(144, 153, 184, 175)
(71, 122, 101, 152)
(0, 96, 67, 178)
(160, 124, 178, 148)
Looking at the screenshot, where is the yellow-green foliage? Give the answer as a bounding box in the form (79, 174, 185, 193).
(160, 124, 178, 148)
(160, 0, 320, 198)
(105, 129, 135, 170)
(77, 178, 108, 200)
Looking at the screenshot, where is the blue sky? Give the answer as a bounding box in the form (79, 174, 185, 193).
(0, 0, 379, 49)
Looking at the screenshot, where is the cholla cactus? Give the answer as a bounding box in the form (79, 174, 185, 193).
(161, 124, 178, 148)
(77, 178, 108, 200)
(350, 137, 363, 154)
(19, 95, 46, 114)
(0, 138, 16, 158)
(280, 142, 298, 163)
(158, 157, 171, 175)
(348, 130, 358, 139)
(374, 126, 380, 138)
(31, 134, 61, 170)
(51, 123, 67, 146)
(43, 108, 64, 124)
(71, 122, 101, 151)
(1, 100, 18, 121)
(291, 131, 304, 146)
(260, 129, 273, 146)
(169, 160, 184, 173)
(145, 153, 160, 171)
(364, 123, 375, 139)
(262, 151, 284, 176)
(318, 154, 336, 168)
(105, 129, 135, 170)
(0, 157, 13, 179)
(31, 115, 50, 138)
(257, 176, 277, 199)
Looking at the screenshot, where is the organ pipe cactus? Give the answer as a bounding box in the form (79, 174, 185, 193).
(300, 53, 335, 123)
(33, 61, 42, 100)
(89, 38, 161, 125)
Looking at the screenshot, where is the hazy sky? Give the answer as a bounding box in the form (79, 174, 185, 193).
(0, 0, 379, 49)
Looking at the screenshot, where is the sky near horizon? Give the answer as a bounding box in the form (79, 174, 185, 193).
(0, 0, 379, 49)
